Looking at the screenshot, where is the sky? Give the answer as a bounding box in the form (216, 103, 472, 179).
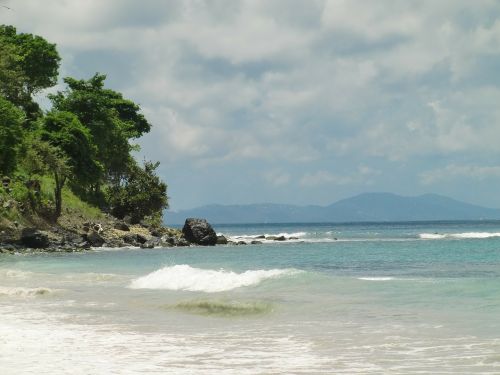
(2, 0, 500, 210)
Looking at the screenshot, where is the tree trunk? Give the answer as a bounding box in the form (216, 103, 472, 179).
(53, 173, 66, 221)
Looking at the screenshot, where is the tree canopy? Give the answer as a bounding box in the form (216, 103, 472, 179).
(0, 24, 168, 222)
(50, 74, 152, 183)
(0, 96, 24, 175)
(0, 25, 60, 119)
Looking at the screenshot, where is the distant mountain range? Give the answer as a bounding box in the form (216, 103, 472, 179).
(164, 192, 500, 225)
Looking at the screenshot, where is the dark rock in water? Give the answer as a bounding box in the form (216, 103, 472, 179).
(20, 228, 50, 248)
(250, 240, 262, 245)
(182, 218, 217, 246)
(140, 239, 157, 249)
(76, 241, 91, 250)
(255, 235, 266, 239)
(237, 241, 247, 245)
(216, 235, 228, 245)
(274, 235, 286, 241)
(86, 230, 105, 247)
(160, 235, 190, 247)
(289, 237, 299, 240)
(176, 238, 190, 247)
(0, 244, 17, 253)
(266, 236, 277, 240)
(160, 235, 176, 246)
(114, 222, 130, 231)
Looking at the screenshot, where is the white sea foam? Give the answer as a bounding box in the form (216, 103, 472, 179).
(0, 269, 34, 279)
(358, 277, 395, 281)
(0, 304, 328, 375)
(63, 272, 120, 282)
(129, 265, 300, 292)
(420, 232, 500, 240)
(0, 286, 56, 297)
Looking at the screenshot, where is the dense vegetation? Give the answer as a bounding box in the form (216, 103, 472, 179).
(0, 25, 168, 225)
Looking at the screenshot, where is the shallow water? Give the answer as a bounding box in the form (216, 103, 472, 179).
(1, 221, 500, 374)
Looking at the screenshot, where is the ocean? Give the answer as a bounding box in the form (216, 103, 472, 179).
(1, 221, 500, 374)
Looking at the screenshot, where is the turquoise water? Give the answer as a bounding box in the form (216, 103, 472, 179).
(1, 221, 500, 374)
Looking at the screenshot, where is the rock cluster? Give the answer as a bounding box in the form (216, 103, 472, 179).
(0, 217, 224, 253)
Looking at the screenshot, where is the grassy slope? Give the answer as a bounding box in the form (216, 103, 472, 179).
(0, 175, 106, 233)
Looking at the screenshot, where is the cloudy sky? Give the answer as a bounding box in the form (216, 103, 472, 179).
(2, 0, 500, 209)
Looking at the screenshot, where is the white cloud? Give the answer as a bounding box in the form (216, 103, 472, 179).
(5, 0, 500, 207)
(300, 165, 380, 187)
(263, 170, 291, 187)
(420, 165, 500, 185)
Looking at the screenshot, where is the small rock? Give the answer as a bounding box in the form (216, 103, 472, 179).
(274, 236, 286, 241)
(150, 228, 165, 237)
(76, 241, 91, 250)
(255, 235, 266, 239)
(86, 230, 105, 247)
(216, 235, 228, 245)
(123, 234, 139, 246)
(20, 228, 50, 249)
(136, 233, 150, 244)
(114, 222, 130, 231)
(176, 238, 190, 247)
(289, 237, 299, 240)
(237, 241, 247, 245)
(140, 240, 156, 249)
(266, 236, 277, 240)
(3, 200, 14, 209)
(250, 240, 262, 245)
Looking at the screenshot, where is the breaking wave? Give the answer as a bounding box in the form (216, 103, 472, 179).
(0, 269, 34, 279)
(129, 265, 300, 293)
(172, 299, 273, 316)
(419, 232, 500, 240)
(0, 286, 56, 297)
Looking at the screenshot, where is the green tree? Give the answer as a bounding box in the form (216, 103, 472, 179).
(40, 111, 102, 190)
(23, 139, 72, 220)
(0, 25, 60, 119)
(0, 95, 24, 175)
(49, 74, 151, 184)
(107, 161, 168, 224)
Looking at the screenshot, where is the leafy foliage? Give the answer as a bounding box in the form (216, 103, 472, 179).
(107, 161, 168, 224)
(0, 95, 24, 175)
(0, 24, 168, 223)
(50, 74, 151, 183)
(0, 25, 60, 119)
(23, 138, 72, 220)
(40, 111, 102, 189)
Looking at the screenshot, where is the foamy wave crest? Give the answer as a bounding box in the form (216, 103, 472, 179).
(0, 286, 56, 297)
(63, 272, 120, 282)
(420, 232, 500, 240)
(129, 265, 300, 292)
(358, 277, 395, 281)
(0, 269, 34, 279)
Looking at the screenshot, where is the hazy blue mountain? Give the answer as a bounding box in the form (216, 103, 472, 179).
(164, 193, 500, 225)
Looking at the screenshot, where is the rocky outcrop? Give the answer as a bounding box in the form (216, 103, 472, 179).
(182, 218, 217, 246)
(86, 230, 105, 247)
(20, 228, 50, 249)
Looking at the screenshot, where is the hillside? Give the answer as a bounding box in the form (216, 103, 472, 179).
(164, 193, 500, 224)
